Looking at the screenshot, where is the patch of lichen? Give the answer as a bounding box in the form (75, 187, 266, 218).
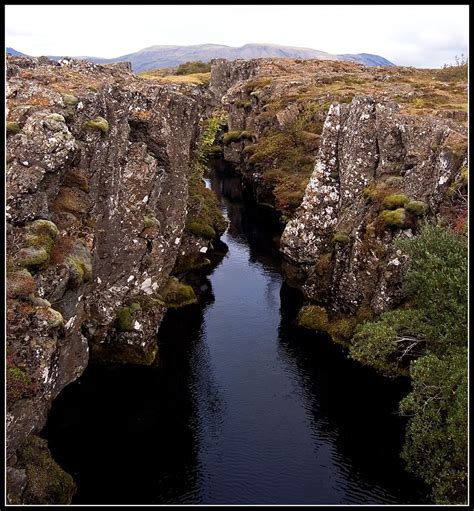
(82, 116, 109, 133)
(143, 215, 160, 229)
(17, 435, 76, 504)
(160, 277, 197, 308)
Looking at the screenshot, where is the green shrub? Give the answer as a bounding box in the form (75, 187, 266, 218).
(174, 60, 211, 75)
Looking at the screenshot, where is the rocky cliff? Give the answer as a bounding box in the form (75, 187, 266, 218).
(280, 96, 467, 325)
(6, 55, 223, 503)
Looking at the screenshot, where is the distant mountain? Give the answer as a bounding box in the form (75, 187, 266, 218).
(6, 47, 27, 57)
(88, 43, 396, 72)
(338, 53, 395, 67)
(6, 43, 395, 72)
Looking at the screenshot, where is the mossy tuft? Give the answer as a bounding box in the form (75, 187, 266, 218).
(222, 130, 243, 145)
(7, 121, 21, 134)
(185, 221, 216, 239)
(382, 193, 409, 210)
(379, 208, 407, 228)
(28, 219, 59, 239)
(17, 247, 49, 269)
(17, 435, 76, 504)
(297, 305, 329, 332)
(160, 277, 197, 308)
(143, 215, 160, 229)
(82, 116, 109, 133)
(405, 200, 428, 216)
(332, 232, 350, 245)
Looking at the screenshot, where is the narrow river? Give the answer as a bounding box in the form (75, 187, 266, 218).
(43, 163, 428, 504)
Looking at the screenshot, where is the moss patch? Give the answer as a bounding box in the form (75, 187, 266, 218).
(7, 121, 21, 133)
(332, 232, 350, 245)
(17, 436, 76, 504)
(382, 193, 409, 210)
(82, 116, 109, 133)
(160, 277, 197, 308)
(28, 219, 59, 239)
(7, 366, 33, 406)
(65, 241, 93, 288)
(379, 208, 407, 228)
(222, 130, 243, 144)
(143, 215, 160, 229)
(185, 221, 216, 239)
(405, 200, 428, 216)
(17, 247, 49, 269)
(297, 305, 329, 332)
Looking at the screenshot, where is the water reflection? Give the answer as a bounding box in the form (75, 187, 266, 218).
(43, 160, 429, 504)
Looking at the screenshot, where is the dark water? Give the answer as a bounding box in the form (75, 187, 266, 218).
(43, 163, 429, 504)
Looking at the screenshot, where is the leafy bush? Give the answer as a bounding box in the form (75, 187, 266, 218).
(350, 224, 467, 503)
(174, 61, 211, 75)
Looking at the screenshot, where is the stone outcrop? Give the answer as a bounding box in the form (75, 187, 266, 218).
(280, 96, 467, 316)
(6, 55, 223, 503)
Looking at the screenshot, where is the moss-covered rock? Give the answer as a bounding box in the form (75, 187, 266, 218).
(61, 93, 79, 106)
(7, 366, 33, 406)
(185, 221, 216, 239)
(65, 241, 93, 288)
(82, 116, 109, 133)
(297, 305, 329, 332)
(332, 232, 350, 245)
(382, 193, 409, 210)
(405, 200, 428, 216)
(17, 436, 76, 504)
(7, 270, 36, 299)
(46, 113, 65, 122)
(379, 208, 407, 228)
(7, 121, 21, 134)
(17, 247, 49, 269)
(116, 305, 139, 332)
(28, 219, 59, 239)
(222, 130, 242, 144)
(143, 215, 160, 229)
(160, 277, 197, 308)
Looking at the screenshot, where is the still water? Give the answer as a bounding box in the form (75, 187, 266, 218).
(44, 164, 428, 504)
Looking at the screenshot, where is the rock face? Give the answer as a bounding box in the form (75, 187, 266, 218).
(280, 96, 467, 316)
(6, 55, 221, 503)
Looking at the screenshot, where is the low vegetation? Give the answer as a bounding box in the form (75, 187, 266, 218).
(350, 224, 467, 504)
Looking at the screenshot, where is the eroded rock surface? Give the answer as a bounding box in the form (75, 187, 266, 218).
(6, 55, 222, 503)
(280, 96, 467, 316)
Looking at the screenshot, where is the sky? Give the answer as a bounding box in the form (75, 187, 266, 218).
(5, 4, 469, 68)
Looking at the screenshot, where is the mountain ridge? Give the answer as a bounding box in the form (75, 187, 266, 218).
(6, 43, 395, 72)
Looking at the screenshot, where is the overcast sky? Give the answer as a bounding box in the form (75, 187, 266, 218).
(5, 4, 469, 68)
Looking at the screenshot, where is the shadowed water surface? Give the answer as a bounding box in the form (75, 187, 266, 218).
(44, 163, 429, 504)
